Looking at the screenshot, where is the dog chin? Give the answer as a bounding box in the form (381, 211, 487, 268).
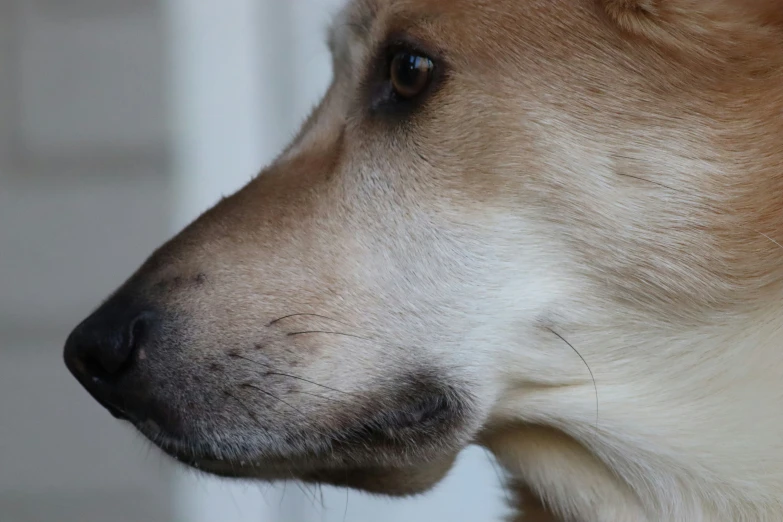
(143, 432, 459, 497)
(176, 452, 458, 497)
(134, 409, 466, 496)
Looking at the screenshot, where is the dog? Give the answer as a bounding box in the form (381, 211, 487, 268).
(63, 1, 783, 520)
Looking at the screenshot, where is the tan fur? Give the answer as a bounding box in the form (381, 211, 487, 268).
(68, 1, 783, 520)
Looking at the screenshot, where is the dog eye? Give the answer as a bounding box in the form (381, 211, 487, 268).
(389, 51, 434, 100)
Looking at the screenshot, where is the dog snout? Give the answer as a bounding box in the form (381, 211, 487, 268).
(64, 293, 157, 419)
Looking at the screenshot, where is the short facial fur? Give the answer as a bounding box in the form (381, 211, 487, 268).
(64, 1, 783, 520)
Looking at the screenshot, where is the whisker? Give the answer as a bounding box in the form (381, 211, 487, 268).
(296, 482, 320, 510)
(240, 383, 311, 419)
(224, 390, 267, 432)
(287, 330, 373, 342)
(755, 230, 783, 252)
(280, 482, 288, 509)
(234, 383, 334, 445)
(264, 371, 369, 399)
(268, 313, 357, 330)
(241, 378, 354, 407)
(268, 312, 407, 357)
(230, 353, 364, 398)
(615, 171, 678, 192)
(547, 328, 599, 431)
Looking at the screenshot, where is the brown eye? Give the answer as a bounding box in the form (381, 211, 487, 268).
(390, 51, 434, 99)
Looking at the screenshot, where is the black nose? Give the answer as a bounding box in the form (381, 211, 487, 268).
(64, 296, 155, 418)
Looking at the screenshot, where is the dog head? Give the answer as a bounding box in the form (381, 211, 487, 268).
(64, 0, 783, 497)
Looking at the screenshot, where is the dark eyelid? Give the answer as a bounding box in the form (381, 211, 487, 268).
(380, 31, 447, 67)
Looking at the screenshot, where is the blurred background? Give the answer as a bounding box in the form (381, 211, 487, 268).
(0, 1, 506, 520)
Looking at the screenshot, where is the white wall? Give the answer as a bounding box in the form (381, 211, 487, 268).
(0, 1, 176, 521)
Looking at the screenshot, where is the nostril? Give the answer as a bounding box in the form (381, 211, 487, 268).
(127, 311, 153, 359)
(81, 350, 114, 382)
(104, 311, 154, 376)
(64, 308, 156, 382)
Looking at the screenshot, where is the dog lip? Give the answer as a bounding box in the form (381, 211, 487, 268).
(131, 381, 471, 480)
(77, 374, 164, 428)
(76, 375, 134, 421)
(102, 401, 130, 420)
